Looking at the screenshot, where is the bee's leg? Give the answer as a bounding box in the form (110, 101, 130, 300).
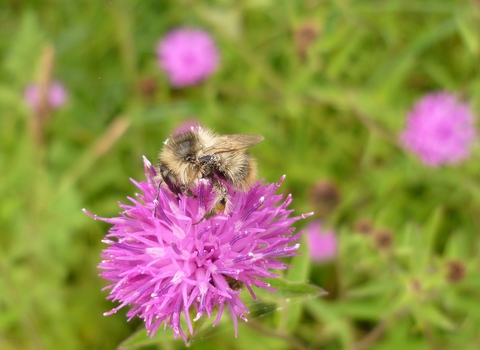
(180, 184, 196, 198)
(153, 179, 161, 218)
(159, 164, 182, 198)
(155, 166, 183, 218)
(193, 178, 228, 224)
(203, 178, 228, 220)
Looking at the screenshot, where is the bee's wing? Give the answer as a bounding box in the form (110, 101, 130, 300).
(203, 134, 264, 153)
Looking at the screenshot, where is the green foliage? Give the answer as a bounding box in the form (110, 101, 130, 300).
(1, 0, 480, 349)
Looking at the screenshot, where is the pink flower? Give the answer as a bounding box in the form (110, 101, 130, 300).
(173, 119, 202, 135)
(305, 221, 337, 263)
(84, 157, 310, 342)
(400, 92, 476, 167)
(24, 81, 68, 111)
(156, 28, 219, 87)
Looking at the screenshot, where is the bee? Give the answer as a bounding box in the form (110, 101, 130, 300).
(156, 127, 264, 220)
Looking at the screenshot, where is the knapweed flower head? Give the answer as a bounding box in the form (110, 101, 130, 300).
(84, 157, 310, 342)
(305, 221, 337, 263)
(24, 81, 68, 111)
(400, 92, 476, 167)
(156, 28, 219, 87)
(173, 119, 202, 135)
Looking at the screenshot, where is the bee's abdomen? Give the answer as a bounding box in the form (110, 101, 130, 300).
(217, 152, 257, 191)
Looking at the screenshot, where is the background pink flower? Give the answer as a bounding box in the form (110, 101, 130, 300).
(305, 221, 337, 263)
(156, 28, 219, 87)
(400, 92, 476, 167)
(173, 119, 202, 135)
(24, 81, 68, 111)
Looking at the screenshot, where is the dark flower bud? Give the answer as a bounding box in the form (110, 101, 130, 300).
(372, 228, 394, 250)
(139, 77, 157, 100)
(294, 21, 320, 61)
(409, 278, 422, 293)
(307, 179, 340, 218)
(445, 260, 466, 283)
(354, 218, 373, 235)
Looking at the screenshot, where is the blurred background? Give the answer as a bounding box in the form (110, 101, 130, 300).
(2, 0, 480, 349)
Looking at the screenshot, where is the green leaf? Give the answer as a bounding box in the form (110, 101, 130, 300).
(420, 206, 443, 267)
(332, 300, 387, 320)
(368, 18, 457, 96)
(286, 235, 311, 283)
(281, 234, 313, 331)
(261, 278, 326, 300)
(3, 11, 45, 85)
(444, 289, 480, 319)
(196, 6, 242, 41)
(454, 10, 479, 56)
(345, 280, 398, 299)
(117, 328, 173, 350)
(413, 304, 455, 331)
(305, 298, 355, 348)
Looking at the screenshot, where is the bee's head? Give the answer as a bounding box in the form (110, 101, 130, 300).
(163, 132, 199, 160)
(160, 131, 203, 184)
